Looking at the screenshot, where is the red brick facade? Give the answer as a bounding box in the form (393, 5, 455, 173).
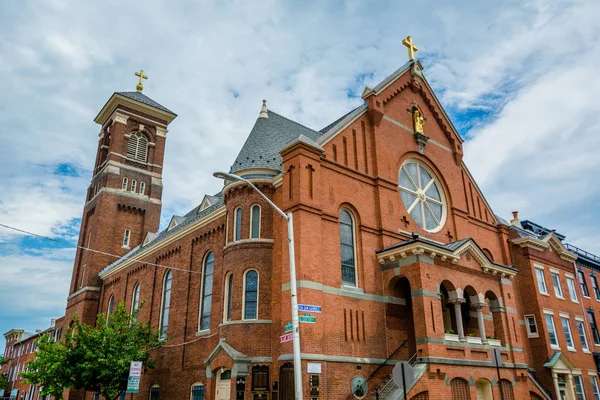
(4, 62, 600, 400)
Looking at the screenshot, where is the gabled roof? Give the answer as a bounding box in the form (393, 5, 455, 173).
(167, 215, 186, 231)
(377, 236, 518, 278)
(99, 193, 224, 277)
(512, 228, 577, 262)
(317, 104, 368, 145)
(204, 338, 251, 365)
(544, 352, 575, 369)
(94, 91, 177, 125)
(229, 110, 323, 175)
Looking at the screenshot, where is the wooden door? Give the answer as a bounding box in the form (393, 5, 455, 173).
(279, 363, 295, 400)
(216, 370, 232, 400)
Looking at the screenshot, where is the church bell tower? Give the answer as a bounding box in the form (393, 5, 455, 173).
(64, 71, 177, 328)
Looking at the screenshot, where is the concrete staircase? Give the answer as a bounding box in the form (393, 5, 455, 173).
(375, 362, 427, 400)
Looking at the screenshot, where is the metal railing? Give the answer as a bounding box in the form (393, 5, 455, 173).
(344, 340, 409, 400)
(566, 243, 600, 263)
(376, 348, 423, 400)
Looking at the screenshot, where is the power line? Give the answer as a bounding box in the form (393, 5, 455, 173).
(0, 223, 202, 275)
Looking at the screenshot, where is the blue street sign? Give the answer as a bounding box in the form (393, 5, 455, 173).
(298, 304, 321, 313)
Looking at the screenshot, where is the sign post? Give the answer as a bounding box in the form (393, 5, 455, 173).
(126, 361, 143, 394)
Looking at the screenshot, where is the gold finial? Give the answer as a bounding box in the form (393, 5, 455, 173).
(402, 36, 419, 61)
(135, 69, 148, 91)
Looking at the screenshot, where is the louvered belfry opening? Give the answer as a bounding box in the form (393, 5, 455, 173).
(127, 132, 148, 162)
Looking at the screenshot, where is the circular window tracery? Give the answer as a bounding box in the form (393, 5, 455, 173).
(398, 160, 446, 232)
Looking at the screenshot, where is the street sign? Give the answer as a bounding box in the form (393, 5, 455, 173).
(0, 389, 4, 397)
(127, 376, 141, 393)
(284, 322, 293, 333)
(299, 313, 317, 323)
(280, 333, 293, 343)
(126, 361, 143, 393)
(9, 389, 18, 399)
(392, 362, 415, 395)
(129, 361, 143, 376)
(298, 304, 322, 313)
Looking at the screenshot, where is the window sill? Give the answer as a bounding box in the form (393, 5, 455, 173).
(567, 347, 577, 352)
(550, 345, 561, 350)
(583, 349, 592, 354)
(122, 245, 130, 250)
(555, 296, 565, 300)
(219, 320, 272, 327)
(195, 330, 210, 337)
(584, 296, 592, 300)
(570, 299, 580, 304)
(527, 334, 540, 339)
(539, 292, 550, 297)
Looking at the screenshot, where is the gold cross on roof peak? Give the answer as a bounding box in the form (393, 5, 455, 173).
(135, 69, 148, 91)
(402, 36, 419, 61)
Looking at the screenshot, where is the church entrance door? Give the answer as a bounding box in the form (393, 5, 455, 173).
(279, 362, 295, 400)
(216, 369, 231, 400)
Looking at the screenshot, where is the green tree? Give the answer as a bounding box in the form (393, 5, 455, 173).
(23, 302, 162, 400)
(0, 356, 10, 392)
(20, 335, 70, 399)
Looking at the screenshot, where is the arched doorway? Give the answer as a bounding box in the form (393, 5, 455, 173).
(440, 281, 458, 334)
(392, 277, 416, 355)
(475, 379, 492, 400)
(216, 369, 232, 400)
(279, 362, 295, 400)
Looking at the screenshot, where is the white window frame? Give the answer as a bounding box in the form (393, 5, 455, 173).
(190, 383, 204, 400)
(107, 295, 115, 322)
(576, 317, 590, 353)
(131, 283, 141, 316)
(590, 375, 600, 400)
(139, 181, 146, 195)
(249, 204, 261, 239)
(550, 270, 564, 299)
(159, 270, 172, 340)
(579, 269, 591, 299)
(567, 275, 579, 303)
(560, 315, 576, 351)
(574, 374, 587, 400)
(223, 272, 233, 323)
(234, 207, 243, 241)
(131, 179, 137, 193)
(525, 314, 539, 338)
(592, 274, 600, 301)
(535, 265, 548, 295)
(544, 311, 560, 349)
(242, 269, 259, 321)
(123, 229, 131, 248)
(340, 209, 358, 288)
(122, 177, 128, 190)
(198, 252, 214, 332)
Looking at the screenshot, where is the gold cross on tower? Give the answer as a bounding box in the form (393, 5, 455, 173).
(135, 69, 148, 91)
(402, 36, 419, 61)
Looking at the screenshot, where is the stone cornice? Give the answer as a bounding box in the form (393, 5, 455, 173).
(512, 234, 577, 262)
(95, 93, 176, 126)
(377, 239, 517, 279)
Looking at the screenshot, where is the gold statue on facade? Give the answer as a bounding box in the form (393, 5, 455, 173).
(413, 107, 425, 134)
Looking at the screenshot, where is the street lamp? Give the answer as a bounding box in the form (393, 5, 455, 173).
(213, 171, 303, 400)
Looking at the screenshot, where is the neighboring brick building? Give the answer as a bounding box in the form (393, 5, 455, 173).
(3, 50, 600, 400)
(1, 318, 64, 400)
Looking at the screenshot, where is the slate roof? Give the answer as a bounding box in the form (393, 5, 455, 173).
(229, 110, 323, 175)
(376, 235, 471, 254)
(99, 192, 224, 276)
(116, 91, 177, 116)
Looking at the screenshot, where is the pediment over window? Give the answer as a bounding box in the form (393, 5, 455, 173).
(143, 232, 158, 246)
(512, 233, 577, 262)
(200, 195, 220, 212)
(376, 236, 517, 279)
(167, 215, 185, 231)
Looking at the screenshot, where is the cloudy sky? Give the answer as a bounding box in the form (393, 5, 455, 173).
(1, 0, 599, 349)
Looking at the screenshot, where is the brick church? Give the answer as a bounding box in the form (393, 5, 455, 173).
(5, 38, 600, 400)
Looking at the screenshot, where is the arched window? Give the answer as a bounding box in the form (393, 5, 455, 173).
(107, 295, 115, 323)
(250, 205, 261, 239)
(234, 207, 243, 241)
(199, 252, 214, 331)
(139, 182, 146, 195)
(450, 378, 470, 400)
(131, 179, 137, 193)
(191, 383, 204, 400)
(150, 384, 160, 400)
(159, 270, 172, 339)
(123, 229, 131, 248)
(499, 379, 515, 400)
(131, 283, 141, 321)
(244, 270, 259, 320)
(122, 177, 128, 190)
(126, 132, 148, 163)
(223, 273, 233, 322)
(340, 210, 357, 287)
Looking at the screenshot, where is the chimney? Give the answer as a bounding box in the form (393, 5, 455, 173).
(50, 319, 56, 328)
(510, 211, 523, 229)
